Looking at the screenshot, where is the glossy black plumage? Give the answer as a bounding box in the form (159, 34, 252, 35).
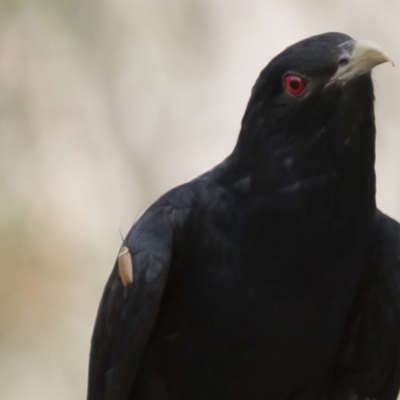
(87, 33, 400, 400)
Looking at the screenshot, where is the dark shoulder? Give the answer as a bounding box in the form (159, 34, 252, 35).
(374, 210, 400, 269)
(152, 158, 235, 211)
(331, 211, 400, 400)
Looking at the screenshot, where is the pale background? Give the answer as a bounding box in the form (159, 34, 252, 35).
(1, 1, 399, 399)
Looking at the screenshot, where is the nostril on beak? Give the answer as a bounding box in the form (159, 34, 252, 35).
(338, 57, 350, 68)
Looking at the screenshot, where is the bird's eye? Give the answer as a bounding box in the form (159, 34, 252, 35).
(284, 74, 306, 96)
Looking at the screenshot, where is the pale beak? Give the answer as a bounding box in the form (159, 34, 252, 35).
(328, 39, 394, 84)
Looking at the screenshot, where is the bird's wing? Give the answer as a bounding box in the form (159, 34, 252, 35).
(87, 184, 195, 400)
(332, 211, 400, 400)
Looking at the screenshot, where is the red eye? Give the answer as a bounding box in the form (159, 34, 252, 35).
(284, 74, 306, 96)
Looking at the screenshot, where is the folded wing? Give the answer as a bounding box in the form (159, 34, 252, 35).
(87, 203, 177, 400)
(332, 211, 400, 400)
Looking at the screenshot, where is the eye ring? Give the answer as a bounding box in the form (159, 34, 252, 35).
(284, 74, 307, 96)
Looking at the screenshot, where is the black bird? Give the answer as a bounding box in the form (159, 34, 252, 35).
(87, 33, 400, 400)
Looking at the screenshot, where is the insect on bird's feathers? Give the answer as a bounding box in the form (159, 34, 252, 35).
(87, 33, 400, 400)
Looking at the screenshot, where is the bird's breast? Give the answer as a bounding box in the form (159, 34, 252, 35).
(148, 178, 375, 399)
(177, 176, 374, 335)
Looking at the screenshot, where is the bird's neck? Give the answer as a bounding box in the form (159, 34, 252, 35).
(228, 78, 377, 203)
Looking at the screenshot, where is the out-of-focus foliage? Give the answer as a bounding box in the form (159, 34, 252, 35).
(1, 1, 400, 399)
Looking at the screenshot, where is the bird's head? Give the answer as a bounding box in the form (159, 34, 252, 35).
(235, 32, 393, 183)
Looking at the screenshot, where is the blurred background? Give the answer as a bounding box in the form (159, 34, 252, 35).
(1, 0, 400, 399)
